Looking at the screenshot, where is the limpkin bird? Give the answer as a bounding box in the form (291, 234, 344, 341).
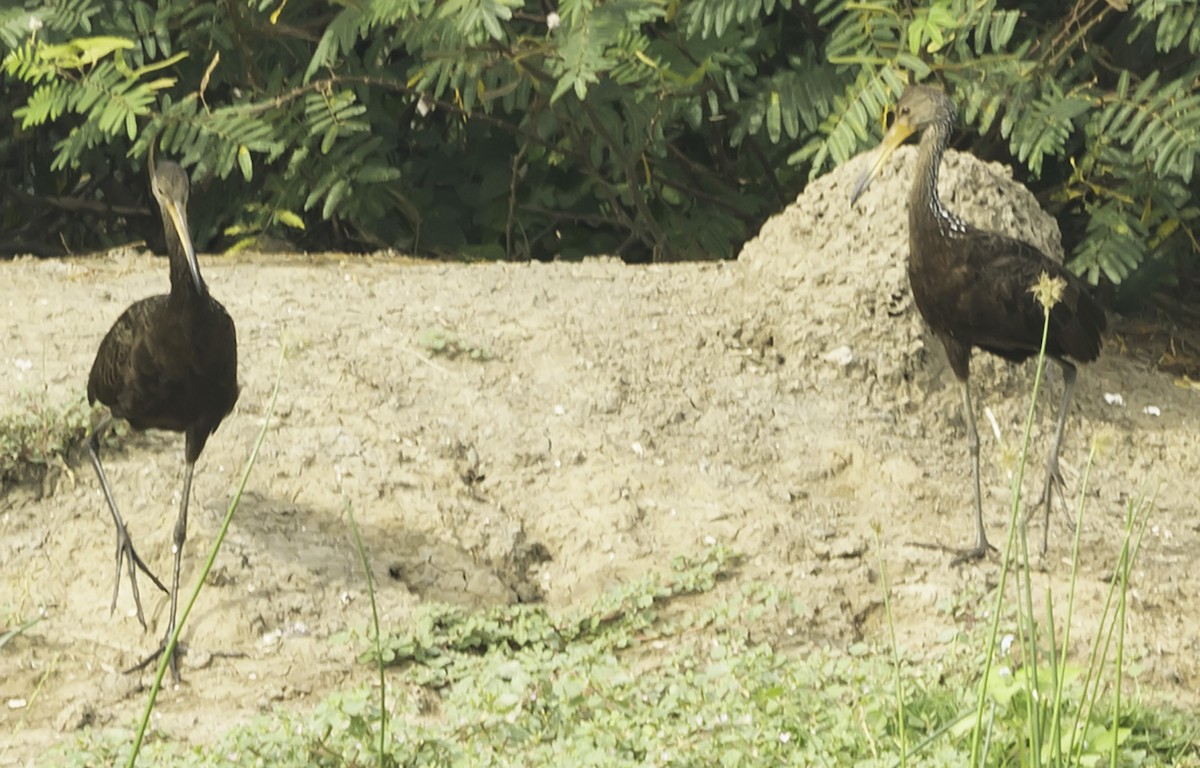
(87, 159, 239, 678)
(849, 84, 1105, 562)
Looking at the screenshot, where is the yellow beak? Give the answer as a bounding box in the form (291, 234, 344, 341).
(163, 198, 203, 293)
(849, 117, 917, 205)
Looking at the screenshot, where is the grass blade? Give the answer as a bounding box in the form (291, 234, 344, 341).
(126, 345, 285, 767)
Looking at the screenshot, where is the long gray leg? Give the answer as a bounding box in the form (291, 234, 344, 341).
(951, 380, 993, 564)
(1040, 360, 1077, 555)
(128, 450, 194, 682)
(86, 416, 167, 629)
(162, 458, 194, 681)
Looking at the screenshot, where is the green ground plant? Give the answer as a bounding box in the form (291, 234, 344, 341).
(2, 1, 1197, 301)
(0, 390, 93, 488)
(959, 274, 1156, 767)
(0, 614, 42, 653)
(47, 539, 1199, 767)
(123, 346, 284, 766)
(416, 325, 493, 362)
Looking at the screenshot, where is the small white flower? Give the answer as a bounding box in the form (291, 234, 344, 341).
(28, 16, 43, 32)
(546, 12, 561, 31)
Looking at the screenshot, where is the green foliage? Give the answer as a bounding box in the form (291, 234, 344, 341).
(1, 0, 1197, 296)
(364, 544, 737, 683)
(0, 613, 43, 653)
(0, 391, 93, 488)
(935, 304, 1173, 768)
(1069, 70, 1200, 284)
(48, 545, 1199, 766)
(416, 325, 493, 361)
(0, 0, 921, 260)
(3, 35, 177, 165)
(816, 0, 1200, 297)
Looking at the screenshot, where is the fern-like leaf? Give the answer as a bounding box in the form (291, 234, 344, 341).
(1095, 70, 1200, 182)
(1002, 83, 1090, 178)
(791, 68, 905, 177)
(680, 0, 795, 40)
(1072, 200, 1149, 284)
(1132, 0, 1200, 54)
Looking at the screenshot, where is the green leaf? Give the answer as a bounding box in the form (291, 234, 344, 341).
(766, 90, 782, 144)
(237, 145, 253, 181)
(323, 178, 349, 219)
(276, 209, 306, 230)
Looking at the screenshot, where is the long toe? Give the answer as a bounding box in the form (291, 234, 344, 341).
(1035, 465, 1067, 510)
(126, 539, 169, 595)
(1037, 464, 1074, 554)
(950, 541, 995, 566)
(113, 535, 149, 629)
(125, 639, 185, 683)
(113, 535, 167, 630)
(111, 539, 132, 620)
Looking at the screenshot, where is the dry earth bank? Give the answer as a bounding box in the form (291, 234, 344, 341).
(1, 150, 1197, 763)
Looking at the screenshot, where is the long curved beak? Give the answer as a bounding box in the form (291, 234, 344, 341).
(162, 198, 204, 293)
(849, 119, 917, 205)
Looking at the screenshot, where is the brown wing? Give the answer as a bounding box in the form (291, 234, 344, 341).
(185, 296, 240, 461)
(87, 295, 174, 424)
(88, 294, 239, 437)
(912, 228, 1105, 366)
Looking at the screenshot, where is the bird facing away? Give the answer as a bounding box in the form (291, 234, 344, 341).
(849, 84, 1105, 562)
(87, 159, 239, 679)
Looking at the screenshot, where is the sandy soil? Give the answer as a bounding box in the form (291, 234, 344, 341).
(2, 149, 1198, 764)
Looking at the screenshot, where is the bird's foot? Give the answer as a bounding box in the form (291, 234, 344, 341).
(949, 540, 996, 566)
(909, 539, 997, 565)
(111, 529, 169, 630)
(1032, 465, 1068, 516)
(1032, 464, 1074, 554)
(126, 638, 185, 683)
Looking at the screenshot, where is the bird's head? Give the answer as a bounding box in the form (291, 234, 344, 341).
(150, 161, 204, 294)
(849, 85, 955, 205)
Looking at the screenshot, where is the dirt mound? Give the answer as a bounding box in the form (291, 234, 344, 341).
(728, 144, 1198, 697)
(734, 146, 1065, 422)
